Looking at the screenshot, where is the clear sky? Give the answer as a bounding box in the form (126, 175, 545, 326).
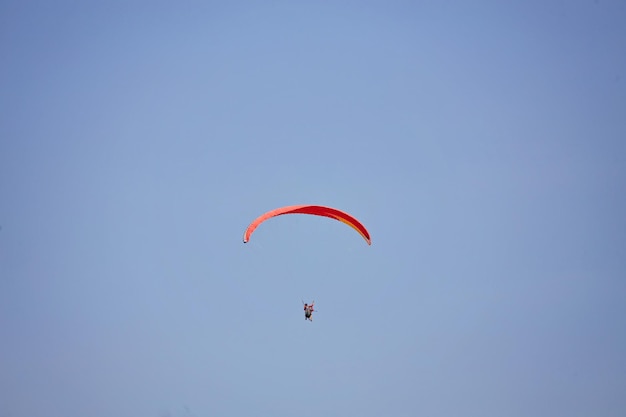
(1, 1, 625, 416)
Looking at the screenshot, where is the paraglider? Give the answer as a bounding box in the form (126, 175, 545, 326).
(242, 205, 371, 245)
(243, 204, 371, 324)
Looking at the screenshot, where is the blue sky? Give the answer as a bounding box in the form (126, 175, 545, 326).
(1, 1, 625, 416)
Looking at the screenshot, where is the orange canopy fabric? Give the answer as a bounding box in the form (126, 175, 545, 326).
(243, 205, 371, 245)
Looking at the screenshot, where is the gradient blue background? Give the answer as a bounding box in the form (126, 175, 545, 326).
(1, 1, 625, 416)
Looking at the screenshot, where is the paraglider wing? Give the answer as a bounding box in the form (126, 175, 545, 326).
(242, 205, 371, 245)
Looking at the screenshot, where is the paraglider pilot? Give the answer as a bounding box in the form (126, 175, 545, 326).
(304, 302, 314, 322)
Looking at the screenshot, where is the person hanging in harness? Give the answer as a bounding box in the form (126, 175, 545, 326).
(303, 301, 315, 322)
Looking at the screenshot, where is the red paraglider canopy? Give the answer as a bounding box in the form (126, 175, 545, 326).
(243, 205, 371, 245)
